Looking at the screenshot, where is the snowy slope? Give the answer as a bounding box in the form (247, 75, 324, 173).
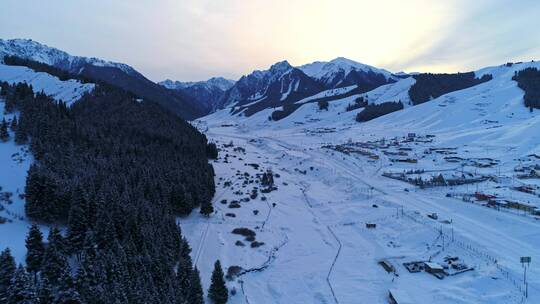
(0, 100, 42, 263)
(360, 76, 415, 106)
(295, 85, 358, 105)
(211, 61, 539, 132)
(366, 61, 540, 153)
(0, 64, 95, 105)
(204, 74, 414, 128)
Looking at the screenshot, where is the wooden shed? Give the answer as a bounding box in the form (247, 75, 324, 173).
(424, 262, 446, 279)
(424, 262, 444, 273)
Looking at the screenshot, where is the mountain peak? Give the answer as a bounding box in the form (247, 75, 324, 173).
(330, 56, 360, 65)
(298, 57, 395, 87)
(269, 60, 293, 73)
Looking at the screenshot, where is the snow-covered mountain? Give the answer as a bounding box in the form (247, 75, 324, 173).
(159, 77, 235, 112)
(218, 60, 323, 110)
(0, 39, 138, 77)
(217, 58, 397, 117)
(299, 57, 398, 88)
(160, 77, 235, 91)
(0, 39, 206, 119)
(203, 61, 539, 129)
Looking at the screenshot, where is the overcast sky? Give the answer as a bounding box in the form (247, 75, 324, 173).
(1, 0, 539, 82)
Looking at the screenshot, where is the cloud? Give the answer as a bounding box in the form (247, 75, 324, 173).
(0, 0, 539, 80)
(392, 0, 540, 73)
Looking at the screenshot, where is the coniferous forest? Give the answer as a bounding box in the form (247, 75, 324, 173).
(408, 72, 493, 105)
(0, 80, 218, 303)
(355, 101, 404, 122)
(512, 67, 540, 110)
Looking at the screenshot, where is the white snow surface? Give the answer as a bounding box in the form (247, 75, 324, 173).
(0, 64, 95, 105)
(0, 101, 48, 263)
(360, 76, 415, 106)
(188, 61, 540, 303)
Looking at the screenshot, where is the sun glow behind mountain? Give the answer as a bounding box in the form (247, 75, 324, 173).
(0, 0, 539, 81)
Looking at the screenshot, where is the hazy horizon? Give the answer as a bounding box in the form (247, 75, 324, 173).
(1, 0, 539, 82)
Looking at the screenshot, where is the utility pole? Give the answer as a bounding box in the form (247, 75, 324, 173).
(520, 256, 531, 298)
(442, 231, 445, 251)
(451, 220, 454, 242)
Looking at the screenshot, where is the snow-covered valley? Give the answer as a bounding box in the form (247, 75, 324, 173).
(1, 38, 540, 304)
(182, 61, 540, 304)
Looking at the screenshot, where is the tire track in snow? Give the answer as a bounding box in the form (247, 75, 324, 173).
(193, 167, 244, 267)
(299, 183, 341, 304)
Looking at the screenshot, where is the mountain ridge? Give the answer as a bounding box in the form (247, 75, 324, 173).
(0, 38, 206, 120)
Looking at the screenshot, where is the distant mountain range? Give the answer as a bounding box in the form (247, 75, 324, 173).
(161, 57, 404, 116)
(159, 77, 235, 112)
(1, 38, 412, 120)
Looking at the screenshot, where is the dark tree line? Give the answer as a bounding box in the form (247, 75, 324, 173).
(0, 81, 220, 303)
(345, 96, 367, 112)
(409, 72, 492, 105)
(355, 101, 404, 122)
(512, 67, 540, 110)
(317, 100, 329, 111)
(270, 103, 301, 121)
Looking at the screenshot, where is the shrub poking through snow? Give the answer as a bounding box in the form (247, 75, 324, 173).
(231, 228, 256, 238)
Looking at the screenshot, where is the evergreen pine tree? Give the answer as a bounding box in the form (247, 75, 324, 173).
(15, 116, 28, 144)
(10, 116, 18, 131)
(67, 194, 88, 253)
(94, 208, 116, 250)
(0, 248, 17, 302)
(75, 231, 108, 304)
(175, 255, 193, 303)
(208, 260, 228, 304)
(188, 266, 204, 304)
(42, 228, 68, 284)
(0, 118, 9, 142)
(200, 201, 214, 217)
(54, 268, 81, 304)
(25, 224, 45, 274)
(6, 265, 38, 304)
(206, 143, 218, 159)
(37, 277, 54, 304)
